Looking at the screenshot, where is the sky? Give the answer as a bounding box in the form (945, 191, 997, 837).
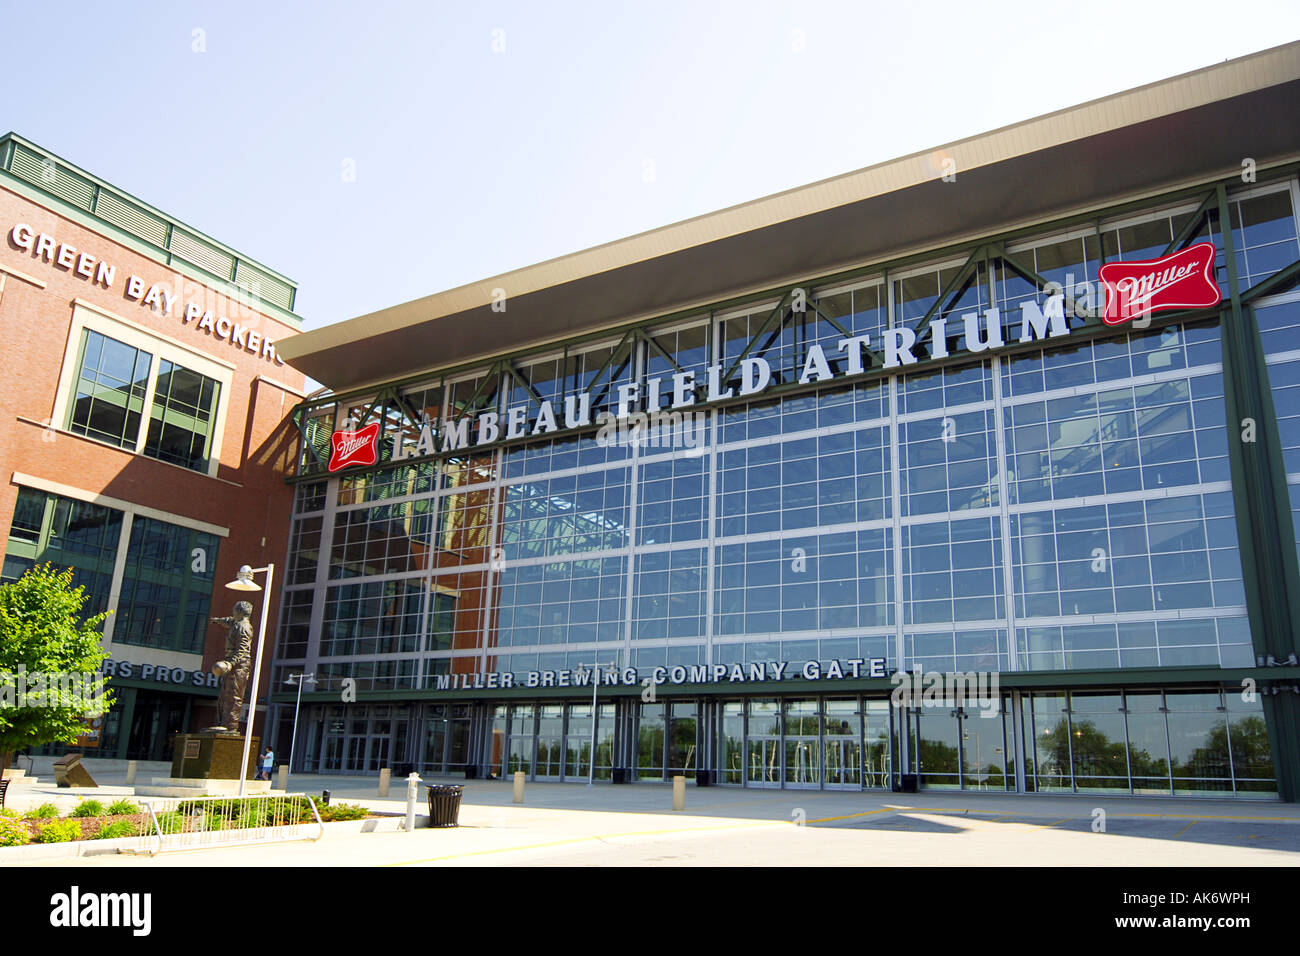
(1, 1, 1297, 332)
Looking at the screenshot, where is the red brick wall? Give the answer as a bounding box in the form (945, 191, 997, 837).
(0, 183, 308, 712)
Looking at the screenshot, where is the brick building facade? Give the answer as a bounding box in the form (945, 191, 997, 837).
(0, 133, 306, 761)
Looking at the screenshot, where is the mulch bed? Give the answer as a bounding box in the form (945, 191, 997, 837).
(24, 813, 148, 841)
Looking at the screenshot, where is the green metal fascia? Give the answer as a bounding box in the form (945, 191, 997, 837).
(0, 158, 302, 328)
(268, 665, 1268, 706)
(105, 676, 217, 697)
(290, 162, 1300, 421)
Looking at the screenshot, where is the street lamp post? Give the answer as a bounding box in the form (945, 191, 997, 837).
(224, 563, 274, 797)
(284, 671, 316, 781)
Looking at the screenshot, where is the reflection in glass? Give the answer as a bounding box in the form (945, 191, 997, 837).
(667, 702, 697, 778)
(961, 706, 1007, 790)
(916, 709, 961, 789)
(637, 703, 666, 780)
(719, 702, 744, 785)
(1027, 693, 1070, 792)
(536, 704, 563, 778)
(1227, 695, 1275, 794)
(824, 699, 861, 789)
(1124, 692, 1172, 794)
(1067, 694, 1129, 792)
(1167, 692, 1231, 794)
(564, 704, 593, 780)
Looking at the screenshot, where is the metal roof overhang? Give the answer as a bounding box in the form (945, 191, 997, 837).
(280, 43, 1300, 392)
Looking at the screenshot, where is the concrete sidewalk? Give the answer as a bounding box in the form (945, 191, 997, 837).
(7, 765, 1297, 823)
(6, 768, 1300, 866)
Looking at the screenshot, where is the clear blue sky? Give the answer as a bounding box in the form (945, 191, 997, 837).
(2, 1, 1296, 331)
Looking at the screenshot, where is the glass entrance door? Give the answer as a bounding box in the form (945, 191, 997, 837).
(506, 704, 534, 777)
(536, 705, 563, 779)
(367, 733, 390, 773)
(747, 737, 781, 787)
(863, 700, 892, 789)
(915, 708, 961, 789)
(784, 699, 820, 788)
(824, 699, 861, 789)
(563, 704, 594, 781)
(747, 699, 782, 788)
(718, 701, 744, 785)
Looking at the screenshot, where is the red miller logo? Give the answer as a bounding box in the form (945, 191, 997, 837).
(328, 422, 381, 473)
(1098, 242, 1220, 325)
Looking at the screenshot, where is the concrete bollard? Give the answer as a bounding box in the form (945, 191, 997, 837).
(405, 772, 422, 832)
(378, 767, 391, 797)
(277, 764, 289, 791)
(672, 775, 686, 811)
(513, 771, 525, 804)
(125, 760, 138, 785)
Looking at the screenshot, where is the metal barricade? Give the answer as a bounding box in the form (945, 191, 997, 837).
(128, 792, 326, 856)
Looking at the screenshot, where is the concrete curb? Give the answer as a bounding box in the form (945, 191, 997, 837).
(0, 813, 439, 862)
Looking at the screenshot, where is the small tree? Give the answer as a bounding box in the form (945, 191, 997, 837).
(0, 564, 113, 771)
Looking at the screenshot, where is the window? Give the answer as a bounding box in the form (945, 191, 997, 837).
(68, 329, 152, 449)
(113, 517, 220, 653)
(143, 359, 221, 470)
(2, 487, 121, 618)
(62, 321, 227, 475)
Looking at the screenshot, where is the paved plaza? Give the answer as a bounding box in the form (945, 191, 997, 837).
(5, 762, 1300, 866)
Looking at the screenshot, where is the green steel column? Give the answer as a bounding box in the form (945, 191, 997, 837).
(1216, 184, 1300, 801)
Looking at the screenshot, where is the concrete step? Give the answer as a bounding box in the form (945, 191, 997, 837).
(134, 777, 273, 798)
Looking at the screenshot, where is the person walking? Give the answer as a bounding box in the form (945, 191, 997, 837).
(259, 746, 275, 781)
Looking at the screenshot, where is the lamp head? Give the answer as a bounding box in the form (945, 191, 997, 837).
(225, 564, 262, 592)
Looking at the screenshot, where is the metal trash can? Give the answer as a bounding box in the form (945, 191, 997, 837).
(426, 784, 465, 827)
(892, 774, 919, 794)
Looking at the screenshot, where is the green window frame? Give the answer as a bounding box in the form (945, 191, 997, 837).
(65, 329, 223, 473)
(1, 487, 122, 619)
(113, 516, 220, 654)
(143, 358, 222, 471)
(67, 328, 152, 450)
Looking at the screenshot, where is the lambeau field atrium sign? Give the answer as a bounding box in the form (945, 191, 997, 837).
(329, 249, 1220, 470)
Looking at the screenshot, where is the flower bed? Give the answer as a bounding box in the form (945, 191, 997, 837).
(0, 797, 378, 847)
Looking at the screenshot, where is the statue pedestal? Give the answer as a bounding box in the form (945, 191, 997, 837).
(133, 731, 265, 799)
(168, 731, 259, 780)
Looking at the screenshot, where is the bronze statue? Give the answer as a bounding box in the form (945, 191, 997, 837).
(205, 601, 253, 733)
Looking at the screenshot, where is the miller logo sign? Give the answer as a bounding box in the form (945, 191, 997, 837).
(1099, 242, 1220, 325)
(328, 422, 381, 472)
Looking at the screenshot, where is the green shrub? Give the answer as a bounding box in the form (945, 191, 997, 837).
(318, 802, 369, 822)
(154, 811, 186, 835)
(35, 819, 81, 843)
(69, 799, 106, 818)
(171, 796, 315, 828)
(105, 799, 139, 816)
(23, 803, 60, 820)
(234, 802, 270, 829)
(0, 808, 28, 847)
(94, 820, 137, 840)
